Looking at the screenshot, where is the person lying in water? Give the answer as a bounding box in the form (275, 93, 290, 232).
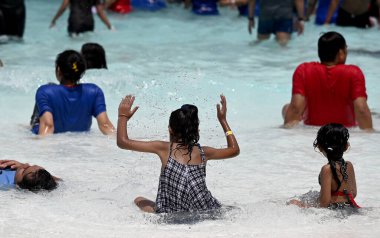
(289, 123, 360, 209)
(0, 160, 59, 191)
(117, 95, 240, 213)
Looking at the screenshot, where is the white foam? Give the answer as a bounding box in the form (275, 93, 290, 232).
(0, 2, 380, 237)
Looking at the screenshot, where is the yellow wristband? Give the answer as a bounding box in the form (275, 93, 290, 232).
(225, 130, 233, 136)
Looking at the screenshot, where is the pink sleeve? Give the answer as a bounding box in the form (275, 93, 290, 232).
(350, 66, 367, 100)
(292, 63, 306, 96)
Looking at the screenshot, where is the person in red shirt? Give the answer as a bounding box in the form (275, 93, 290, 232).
(283, 31, 373, 131)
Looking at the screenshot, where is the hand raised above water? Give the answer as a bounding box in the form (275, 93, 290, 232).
(217, 94, 227, 122)
(118, 95, 139, 120)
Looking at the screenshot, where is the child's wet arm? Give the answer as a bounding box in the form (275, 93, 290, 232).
(117, 116, 166, 154)
(203, 119, 240, 160)
(116, 116, 131, 149)
(318, 166, 332, 207)
(220, 119, 240, 157)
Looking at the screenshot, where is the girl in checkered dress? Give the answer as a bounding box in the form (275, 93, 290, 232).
(117, 95, 240, 213)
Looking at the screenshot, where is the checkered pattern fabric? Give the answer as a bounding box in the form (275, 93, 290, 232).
(155, 144, 221, 213)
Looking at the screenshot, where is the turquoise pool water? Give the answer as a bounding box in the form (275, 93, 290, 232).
(1, 1, 380, 237)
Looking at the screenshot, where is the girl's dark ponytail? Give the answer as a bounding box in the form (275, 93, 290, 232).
(314, 123, 350, 191)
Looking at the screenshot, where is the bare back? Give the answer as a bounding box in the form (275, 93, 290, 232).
(327, 161, 357, 203)
(162, 143, 204, 168)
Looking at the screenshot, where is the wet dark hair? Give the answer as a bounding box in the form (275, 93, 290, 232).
(169, 104, 200, 161)
(81, 43, 107, 69)
(18, 169, 57, 192)
(318, 31, 346, 62)
(56, 50, 86, 83)
(313, 123, 349, 161)
(314, 123, 350, 192)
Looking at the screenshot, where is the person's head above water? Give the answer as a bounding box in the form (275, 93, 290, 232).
(55, 50, 86, 85)
(81, 43, 107, 69)
(169, 104, 200, 149)
(15, 165, 57, 192)
(318, 31, 347, 64)
(313, 123, 350, 162)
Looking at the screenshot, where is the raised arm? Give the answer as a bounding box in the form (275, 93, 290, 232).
(353, 97, 373, 132)
(38, 111, 55, 135)
(117, 95, 167, 156)
(95, 4, 112, 30)
(96, 111, 115, 135)
(50, 0, 70, 28)
(203, 95, 240, 160)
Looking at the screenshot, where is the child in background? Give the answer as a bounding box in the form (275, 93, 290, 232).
(50, 0, 113, 36)
(117, 95, 240, 213)
(31, 50, 114, 135)
(81, 42, 108, 69)
(289, 123, 360, 209)
(0, 160, 59, 191)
